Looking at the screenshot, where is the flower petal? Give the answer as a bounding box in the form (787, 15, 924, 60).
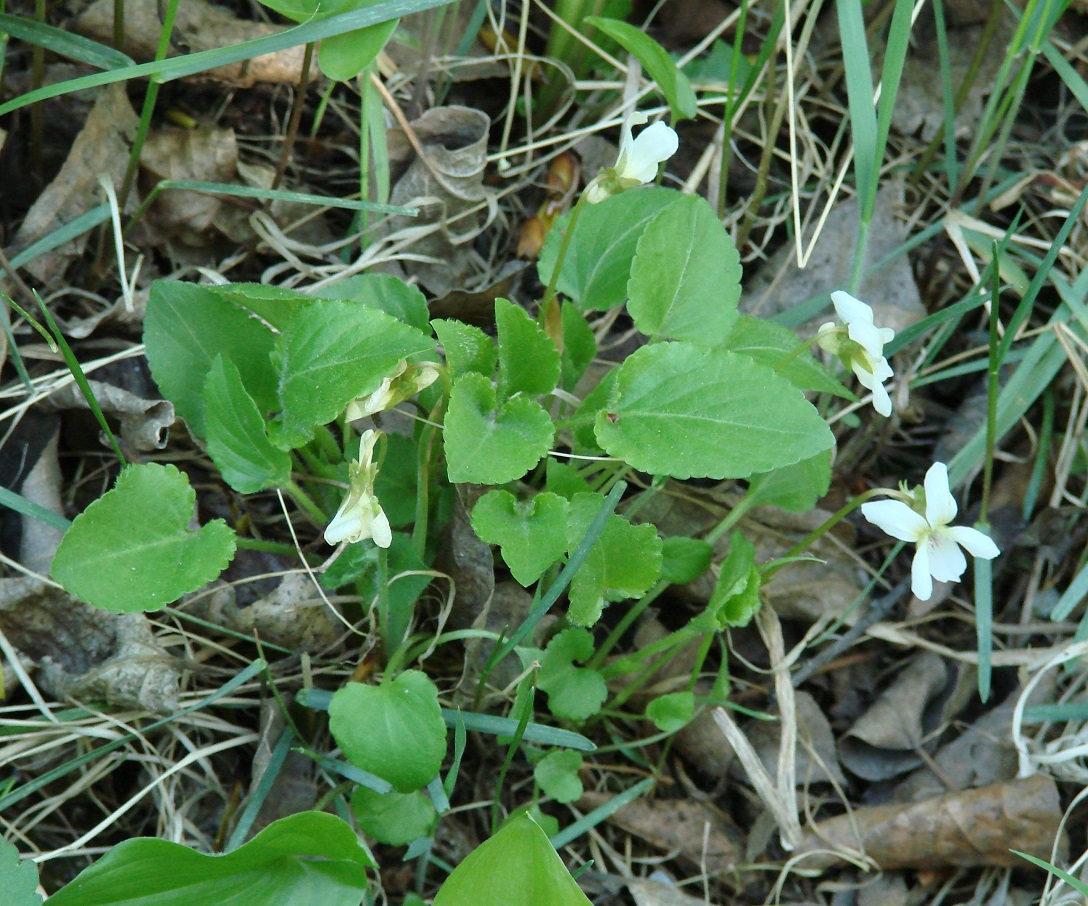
(831, 291, 875, 327)
(372, 506, 393, 549)
(911, 542, 933, 601)
(869, 379, 892, 417)
(926, 532, 967, 582)
(619, 121, 678, 184)
(861, 499, 929, 541)
(947, 525, 1000, 560)
(923, 462, 957, 527)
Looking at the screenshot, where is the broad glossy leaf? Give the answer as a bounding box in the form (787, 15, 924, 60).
(318, 19, 397, 80)
(329, 671, 446, 792)
(586, 17, 697, 120)
(565, 494, 661, 626)
(443, 373, 553, 484)
(432, 318, 497, 379)
(537, 188, 680, 311)
(272, 300, 434, 448)
(52, 464, 235, 613)
(145, 281, 278, 438)
(721, 315, 851, 397)
(432, 814, 591, 906)
(351, 786, 437, 846)
(46, 812, 372, 906)
(538, 628, 607, 722)
(595, 342, 834, 479)
(745, 449, 832, 512)
(318, 273, 430, 333)
(471, 490, 569, 586)
(214, 283, 311, 332)
(204, 356, 291, 494)
(496, 298, 560, 398)
(627, 194, 740, 345)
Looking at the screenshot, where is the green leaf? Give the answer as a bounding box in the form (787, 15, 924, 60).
(565, 494, 662, 625)
(495, 298, 560, 398)
(360, 533, 431, 650)
(320, 273, 431, 333)
(272, 300, 434, 448)
(545, 460, 594, 500)
(560, 303, 597, 391)
(471, 490, 569, 586)
(0, 839, 42, 906)
(329, 671, 447, 792)
(46, 812, 372, 906)
(318, 19, 397, 80)
(595, 342, 835, 479)
(586, 18, 697, 119)
(432, 318, 497, 379)
(627, 194, 740, 345)
(145, 281, 278, 438)
(721, 315, 852, 397)
(538, 628, 607, 722)
(534, 750, 583, 804)
(745, 449, 832, 513)
(432, 814, 591, 906)
(538, 188, 681, 311)
(351, 786, 437, 846)
(204, 356, 292, 494)
(708, 533, 761, 628)
(443, 373, 554, 484)
(566, 370, 616, 455)
(660, 536, 713, 584)
(52, 464, 236, 613)
(645, 691, 695, 732)
(0, 13, 132, 70)
(373, 433, 419, 527)
(214, 283, 311, 332)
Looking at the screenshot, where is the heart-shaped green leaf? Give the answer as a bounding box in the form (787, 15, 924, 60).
(329, 671, 447, 792)
(351, 786, 437, 846)
(432, 318, 497, 379)
(471, 490, 569, 586)
(318, 19, 398, 80)
(46, 812, 372, 906)
(204, 356, 292, 494)
(52, 463, 236, 613)
(534, 750, 584, 804)
(495, 298, 560, 398)
(443, 373, 554, 484)
(0, 839, 41, 906)
(595, 342, 834, 479)
(538, 628, 607, 722)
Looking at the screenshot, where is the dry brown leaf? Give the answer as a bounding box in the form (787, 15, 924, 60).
(794, 773, 1066, 870)
(140, 126, 238, 237)
(628, 877, 724, 906)
(41, 376, 175, 454)
(76, 0, 318, 87)
(579, 792, 743, 877)
(10, 83, 136, 287)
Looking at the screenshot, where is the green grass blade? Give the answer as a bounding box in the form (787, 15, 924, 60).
(837, 0, 878, 207)
(8, 204, 111, 270)
(0, 483, 72, 533)
(0, 12, 134, 69)
(0, 0, 455, 116)
(549, 777, 653, 848)
(1051, 557, 1088, 622)
(1012, 851, 1088, 896)
(224, 727, 293, 851)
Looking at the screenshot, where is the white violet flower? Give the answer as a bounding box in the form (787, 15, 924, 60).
(861, 462, 1000, 601)
(584, 112, 679, 204)
(816, 290, 896, 417)
(324, 429, 392, 548)
(345, 360, 441, 421)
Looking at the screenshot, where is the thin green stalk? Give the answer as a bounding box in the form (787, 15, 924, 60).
(112, 0, 124, 49)
(491, 675, 534, 833)
(539, 193, 587, 344)
(717, 0, 751, 218)
(587, 579, 669, 671)
(735, 57, 781, 250)
(285, 479, 328, 527)
(117, 0, 180, 211)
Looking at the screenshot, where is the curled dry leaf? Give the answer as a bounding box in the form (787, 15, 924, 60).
(794, 773, 1066, 870)
(42, 376, 175, 454)
(579, 792, 743, 879)
(76, 0, 319, 87)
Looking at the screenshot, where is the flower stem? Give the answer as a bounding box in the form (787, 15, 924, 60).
(284, 479, 328, 528)
(539, 193, 587, 347)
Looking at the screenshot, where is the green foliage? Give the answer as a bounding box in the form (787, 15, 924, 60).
(328, 671, 447, 792)
(443, 374, 554, 484)
(627, 194, 741, 345)
(745, 450, 833, 513)
(538, 188, 680, 311)
(0, 839, 41, 906)
(204, 356, 291, 494)
(660, 536, 714, 584)
(319, 272, 431, 332)
(534, 750, 584, 803)
(538, 628, 608, 721)
(595, 342, 835, 479)
(559, 302, 597, 390)
(46, 812, 373, 906)
(495, 298, 561, 398)
(432, 813, 591, 906)
(586, 18, 697, 120)
(472, 490, 570, 586)
(646, 691, 695, 732)
(708, 533, 762, 628)
(144, 281, 279, 439)
(565, 494, 662, 626)
(432, 318, 497, 378)
(52, 464, 236, 613)
(351, 786, 438, 845)
(272, 300, 434, 448)
(720, 315, 851, 396)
